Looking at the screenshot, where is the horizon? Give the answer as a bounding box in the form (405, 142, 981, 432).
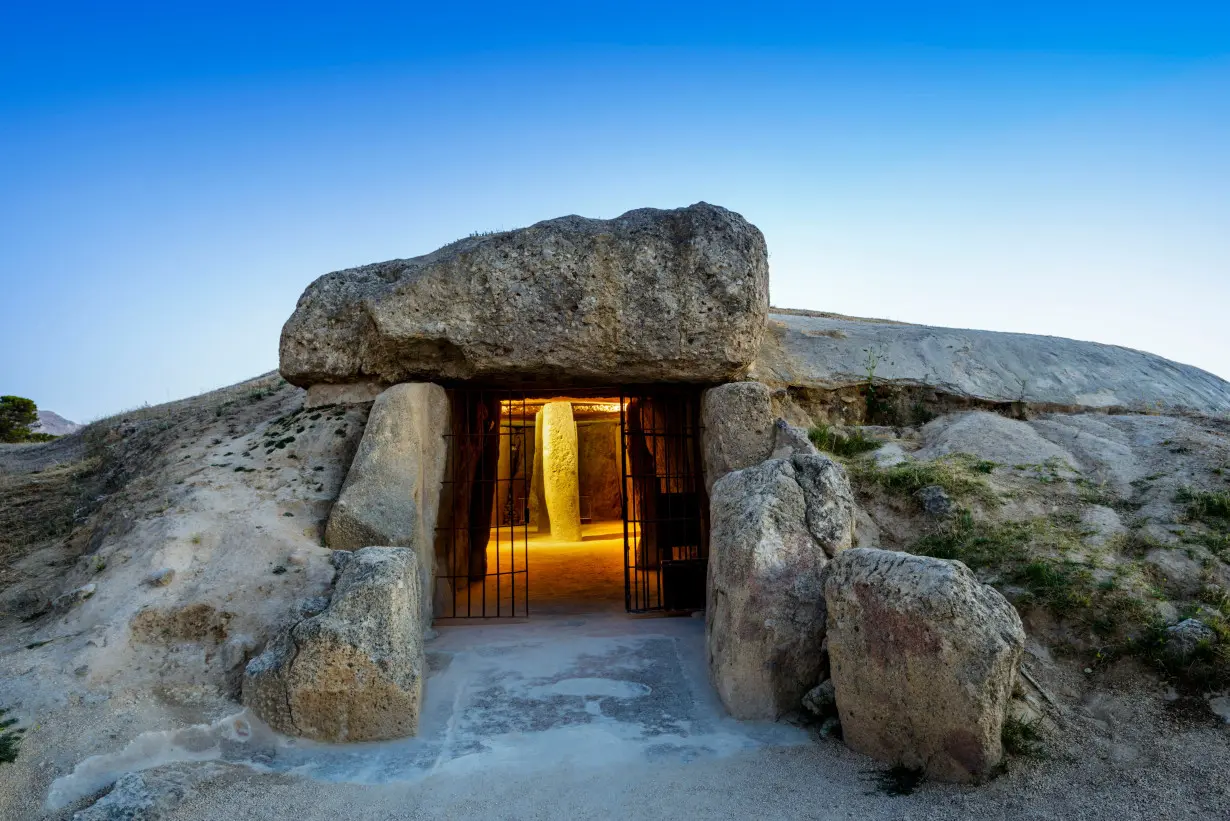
(3, 2, 1229, 422)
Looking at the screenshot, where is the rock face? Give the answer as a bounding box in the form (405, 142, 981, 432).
(243, 546, 425, 742)
(280, 203, 769, 387)
(823, 548, 1025, 783)
(755, 310, 1230, 414)
(706, 437, 855, 720)
(700, 381, 775, 493)
(324, 383, 448, 619)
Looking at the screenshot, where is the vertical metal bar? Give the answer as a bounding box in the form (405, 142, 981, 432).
(620, 390, 631, 612)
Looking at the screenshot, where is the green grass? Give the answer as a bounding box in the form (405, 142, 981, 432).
(848, 453, 1000, 507)
(808, 424, 882, 458)
(911, 513, 1150, 634)
(0, 707, 23, 764)
(1177, 487, 1230, 521)
(1001, 716, 1045, 758)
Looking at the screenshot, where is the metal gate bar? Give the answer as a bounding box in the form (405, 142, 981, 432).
(620, 387, 709, 613)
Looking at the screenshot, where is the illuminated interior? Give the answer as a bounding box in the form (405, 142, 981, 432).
(448, 395, 632, 617)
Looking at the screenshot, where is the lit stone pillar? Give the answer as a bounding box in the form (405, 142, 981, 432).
(542, 401, 582, 542)
(530, 408, 551, 533)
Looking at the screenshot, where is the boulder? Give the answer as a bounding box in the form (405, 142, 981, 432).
(72, 769, 191, 821)
(280, 203, 769, 387)
(706, 450, 855, 719)
(823, 548, 1025, 782)
(324, 383, 448, 620)
(1164, 618, 1217, 660)
(243, 546, 425, 742)
(700, 381, 775, 493)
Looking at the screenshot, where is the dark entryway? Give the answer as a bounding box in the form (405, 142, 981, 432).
(434, 386, 709, 619)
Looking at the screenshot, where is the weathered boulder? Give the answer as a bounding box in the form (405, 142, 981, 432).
(243, 546, 425, 742)
(324, 383, 448, 619)
(823, 548, 1025, 782)
(700, 381, 775, 493)
(706, 449, 855, 719)
(280, 203, 769, 387)
(1164, 618, 1217, 660)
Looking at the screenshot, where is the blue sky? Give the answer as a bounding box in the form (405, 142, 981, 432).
(2, 2, 1228, 421)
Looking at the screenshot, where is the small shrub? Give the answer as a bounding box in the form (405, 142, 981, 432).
(0, 706, 24, 764)
(808, 425, 882, 458)
(1001, 716, 1044, 758)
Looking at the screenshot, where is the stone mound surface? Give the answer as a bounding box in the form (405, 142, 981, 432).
(756, 310, 1230, 414)
(280, 202, 768, 387)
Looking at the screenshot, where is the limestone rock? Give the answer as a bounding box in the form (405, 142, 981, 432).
(706, 452, 855, 720)
(242, 546, 425, 742)
(754, 310, 1230, 414)
(823, 548, 1025, 782)
(73, 768, 190, 821)
(324, 383, 448, 619)
(802, 679, 836, 719)
(280, 203, 769, 386)
(1164, 618, 1217, 659)
(769, 418, 818, 460)
(914, 485, 953, 518)
(700, 381, 775, 493)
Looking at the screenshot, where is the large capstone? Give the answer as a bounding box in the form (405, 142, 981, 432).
(324, 382, 448, 620)
(280, 203, 769, 387)
(242, 546, 425, 743)
(706, 439, 855, 720)
(823, 548, 1025, 783)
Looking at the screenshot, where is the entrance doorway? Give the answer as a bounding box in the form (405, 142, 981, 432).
(433, 386, 708, 619)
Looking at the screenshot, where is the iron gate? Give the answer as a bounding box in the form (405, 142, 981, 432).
(435, 388, 532, 618)
(620, 387, 709, 613)
(435, 385, 709, 618)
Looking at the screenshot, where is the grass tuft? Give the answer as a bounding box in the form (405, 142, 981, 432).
(1001, 716, 1045, 758)
(808, 425, 882, 458)
(0, 706, 24, 764)
(848, 453, 1000, 507)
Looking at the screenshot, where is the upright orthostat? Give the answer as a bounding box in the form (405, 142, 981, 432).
(279, 203, 769, 386)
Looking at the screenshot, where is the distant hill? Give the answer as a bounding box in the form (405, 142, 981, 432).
(32, 409, 82, 437)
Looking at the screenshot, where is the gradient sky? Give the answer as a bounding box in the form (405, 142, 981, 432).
(2, 2, 1228, 422)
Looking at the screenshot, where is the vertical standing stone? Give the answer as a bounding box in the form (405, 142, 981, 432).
(530, 408, 551, 533)
(542, 401, 582, 542)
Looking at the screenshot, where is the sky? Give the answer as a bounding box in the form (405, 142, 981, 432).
(2, 2, 1228, 422)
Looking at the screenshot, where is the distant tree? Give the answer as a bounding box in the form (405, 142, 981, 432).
(0, 395, 39, 443)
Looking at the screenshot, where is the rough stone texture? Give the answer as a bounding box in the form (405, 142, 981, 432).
(72, 768, 192, 820)
(914, 485, 954, 518)
(281, 203, 769, 387)
(324, 383, 448, 620)
(700, 381, 775, 494)
(706, 451, 855, 720)
(542, 401, 582, 541)
(823, 548, 1025, 783)
(242, 546, 425, 742)
(1165, 618, 1217, 659)
(577, 421, 622, 520)
(754, 310, 1230, 414)
(915, 411, 1079, 469)
(802, 679, 837, 719)
(304, 382, 385, 409)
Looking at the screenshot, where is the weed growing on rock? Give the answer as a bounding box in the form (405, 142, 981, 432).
(808, 425, 881, 458)
(0, 707, 23, 764)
